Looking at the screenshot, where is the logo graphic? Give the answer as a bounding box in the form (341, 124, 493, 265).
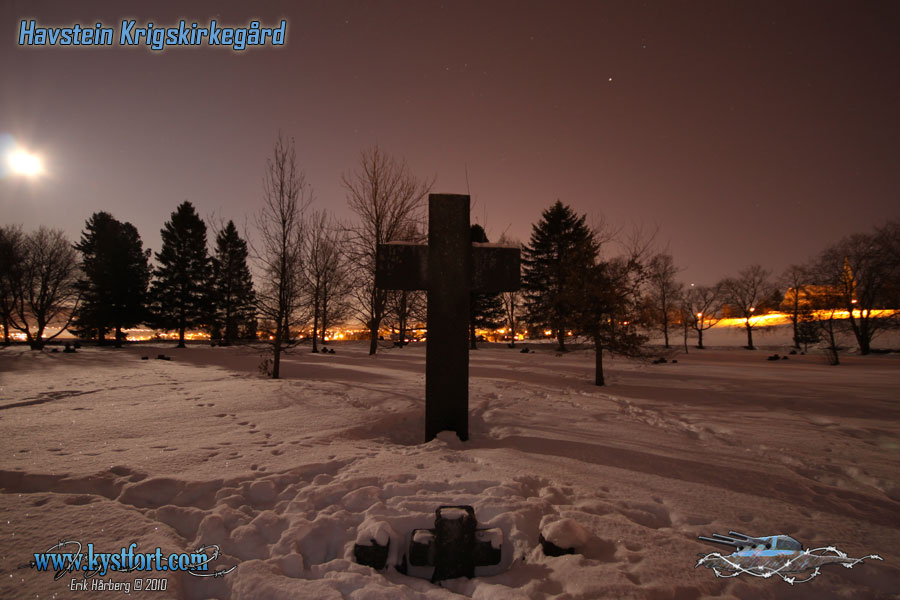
(695, 531, 882, 584)
(21, 539, 236, 580)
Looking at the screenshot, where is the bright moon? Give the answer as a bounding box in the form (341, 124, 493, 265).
(8, 149, 43, 177)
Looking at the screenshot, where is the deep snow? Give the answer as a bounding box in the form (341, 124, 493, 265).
(1, 329, 898, 599)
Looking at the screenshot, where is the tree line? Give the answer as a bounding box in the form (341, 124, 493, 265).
(1, 134, 897, 382)
(519, 201, 898, 380)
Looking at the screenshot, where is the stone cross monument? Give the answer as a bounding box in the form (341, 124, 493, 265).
(376, 194, 520, 442)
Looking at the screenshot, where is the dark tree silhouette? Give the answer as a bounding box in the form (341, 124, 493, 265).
(150, 201, 212, 348)
(720, 265, 774, 350)
(254, 134, 311, 378)
(804, 259, 846, 365)
(304, 210, 353, 352)
(682, 284, 723, 349)
(779, 264, 809, 350)
(820, 229, 899, 355)
(73, 212, 150, 346)
(6, 228, 80, 350)
(385, 288, 425, 346)
(469, 224, 505, 349)
(646, 253, 682, 349)
(501, 288, 521, 347)
(574, 254, 648, 386)
(0, 225, 25, 346)
(319, 249, 353, 346)
(211, 220, 255, 345)
(343, 145, 431, 355)
(522, 201, 596, 351)
(795, 311, 820, 353)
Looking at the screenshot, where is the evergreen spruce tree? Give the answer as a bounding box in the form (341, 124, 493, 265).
(522, 201, 596, 351)
(211, 221, 255, 345)
(150, 201, 212, 348)
(469, 224, 505, 349)
(73, 212, 150, 346)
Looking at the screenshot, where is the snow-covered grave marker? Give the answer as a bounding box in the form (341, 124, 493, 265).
(376, 193, 520, 442)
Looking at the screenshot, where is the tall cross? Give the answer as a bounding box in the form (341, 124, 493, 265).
(376, 194, 520, 442)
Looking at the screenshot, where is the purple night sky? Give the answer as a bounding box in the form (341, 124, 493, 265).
(2, 1, 898, 284)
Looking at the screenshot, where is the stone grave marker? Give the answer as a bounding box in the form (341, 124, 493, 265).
(376, 194, 520, 442)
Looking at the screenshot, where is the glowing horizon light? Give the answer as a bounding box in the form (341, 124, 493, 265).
(8, 148, 43, 177)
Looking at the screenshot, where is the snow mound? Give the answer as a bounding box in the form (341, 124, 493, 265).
(475, 527, 503, 550)
(355, 517, 395, 547)
(540, 516, 591, 549)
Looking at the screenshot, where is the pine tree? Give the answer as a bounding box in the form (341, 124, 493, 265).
(522, 201, 596, 351)
(211, 221, 255, 345)
(469, 224, 505, 349)
(150, 201, 212, 348)
(73, 212, 150, 346)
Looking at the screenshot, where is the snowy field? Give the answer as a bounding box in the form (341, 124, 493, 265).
(1, 330, 898, 599)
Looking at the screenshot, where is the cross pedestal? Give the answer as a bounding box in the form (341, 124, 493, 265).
(376, 194, 520, 442)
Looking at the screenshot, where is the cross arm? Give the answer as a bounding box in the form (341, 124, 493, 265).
(472, 244, 520, 293)
(375, 242, 519, 293)
(375, 242, 428, 290)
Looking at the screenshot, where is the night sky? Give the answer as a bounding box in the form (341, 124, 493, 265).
(2, 1, 898, 284)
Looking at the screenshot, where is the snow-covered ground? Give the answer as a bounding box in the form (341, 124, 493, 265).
(1, 330, 898, 599)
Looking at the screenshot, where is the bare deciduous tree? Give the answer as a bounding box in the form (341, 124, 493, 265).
(646, 253, 682, 349)
(720, 265, 774, 350)
(6, 227, 80, 350)
(254, 134, 312, 378)
(501, 290, 520, 346)
(779, 264, 809, 350)
(682, 284, 722, 349)
(677, 304, 692, 353)
(304, 210, 351, 352)
(0, 225, 25, 345)
(319, 253, 353, 346)
(343, 145, 431, 355)
(385, 289, 426, 345)
(804, 259, 846, 365)
(820, 229, 899, 355)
